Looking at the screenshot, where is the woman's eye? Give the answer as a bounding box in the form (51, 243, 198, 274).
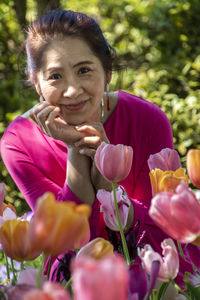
(78, 67, 90, 74)
(49, 73, 62, 80)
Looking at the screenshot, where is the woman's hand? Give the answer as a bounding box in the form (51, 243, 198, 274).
(74, 122, 112, 191)
(74, 121, 109, 158)
(30, 102, 84, 145)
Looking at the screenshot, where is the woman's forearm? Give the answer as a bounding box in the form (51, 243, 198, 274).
(66, 147, 95, 206)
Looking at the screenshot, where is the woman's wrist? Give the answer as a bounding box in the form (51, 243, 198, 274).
(91, 162, 113, 192)
(66, 147, 95, 205)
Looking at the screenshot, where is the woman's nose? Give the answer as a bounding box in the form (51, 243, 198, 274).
(63, 80, 82, 98)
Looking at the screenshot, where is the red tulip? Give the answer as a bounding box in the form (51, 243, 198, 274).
(94, 142, 133, 182)
(148, 148, 181, 171)
(138, 238, 179, 282)
(187, 149, 200, 188)
(149, 181, 200, 243)
(72, 255, 128, 300)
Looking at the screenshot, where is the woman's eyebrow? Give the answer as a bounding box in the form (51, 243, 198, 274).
(73, 60, 94, 68)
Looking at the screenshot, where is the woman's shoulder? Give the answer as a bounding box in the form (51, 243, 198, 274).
(0, 115, 42, 152)
(116, 90, 167, 120)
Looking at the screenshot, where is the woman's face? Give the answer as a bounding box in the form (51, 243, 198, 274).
(34, 37, 107, 125)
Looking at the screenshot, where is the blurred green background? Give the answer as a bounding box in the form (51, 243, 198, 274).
(1, 0, 200, 215)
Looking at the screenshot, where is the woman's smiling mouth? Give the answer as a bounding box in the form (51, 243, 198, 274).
(62, 100, 88, 111)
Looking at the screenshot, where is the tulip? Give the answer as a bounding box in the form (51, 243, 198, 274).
(74, 222, 90, 249)
(18, 267, 46, 286)
(148, 148, 181, 171)
(0, 207, 17, 226)
(129, 262, 161, 300)
(138, 238, 179, 282)
(72, 255, 128, 300)
(0, 183, 6, 215)
(149, 168, 189, 195)
(76, 238, 114, 260)
(94, 142, 133, 182)
(22, 281, 71, 300)
(0, 219, 41, 261)
(97, 187, 131, 231)
(187, 149, 200, 189)
(29, 192, 91, 256)
(149, 181, 200, 243)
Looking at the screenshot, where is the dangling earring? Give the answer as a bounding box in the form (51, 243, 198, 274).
(101, 98, 105, 122)
(106, 83, 111, 111)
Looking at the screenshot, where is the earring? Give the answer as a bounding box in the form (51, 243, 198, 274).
(101, 98, 105, 122)
(106, 83, 111, 111)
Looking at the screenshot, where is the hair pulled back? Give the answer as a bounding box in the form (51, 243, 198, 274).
(25, 9, 117, 82)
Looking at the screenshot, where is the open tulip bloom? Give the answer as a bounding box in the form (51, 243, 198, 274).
(138, 238, 179, 282)
(149, 181, 200, 244)
(97, 187, 131, 231)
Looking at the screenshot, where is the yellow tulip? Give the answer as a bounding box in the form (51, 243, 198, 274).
(0, 219, 41, 261)
(76, 238, 114, 260)
(149, 168, 189, 195)
(29, 192, 91, 256)
(187, 149, 200, 189)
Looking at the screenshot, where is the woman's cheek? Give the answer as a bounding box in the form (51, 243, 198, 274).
(41, 85, 59, 104)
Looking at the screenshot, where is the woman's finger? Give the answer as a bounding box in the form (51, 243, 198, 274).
(75, 124, 103, 136)
(74, 136, 101, 148)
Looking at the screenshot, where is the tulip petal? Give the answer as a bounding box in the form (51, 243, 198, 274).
(148, 148, 181, 171)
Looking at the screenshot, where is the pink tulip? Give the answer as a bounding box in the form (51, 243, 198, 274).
(22, 281, 71, 300)
(97, 187, 131, 231)
(94, 142, 133, 182)
(149, 181, 200, 243)
(148, 148, 181, 171)
(138, 238, 179, 282)
(71, 255, 128, 300)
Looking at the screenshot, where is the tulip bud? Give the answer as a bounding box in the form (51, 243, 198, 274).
(94, 142, 133, 182)
(76, 238, 114, 260)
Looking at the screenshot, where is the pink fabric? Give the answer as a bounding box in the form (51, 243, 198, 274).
(1, 91, 192, 284)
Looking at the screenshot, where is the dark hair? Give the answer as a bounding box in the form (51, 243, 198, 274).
(25, 9, 118, 82)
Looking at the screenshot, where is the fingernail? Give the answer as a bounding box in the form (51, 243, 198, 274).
(79, 149, 84, 154)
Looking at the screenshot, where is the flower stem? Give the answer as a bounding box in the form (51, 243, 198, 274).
(171, 279, 190, 299)
(36, 253, 45, 289)
(0, 289, 7, 300)
(5, 254, 10, 282)
(11, 259, 17, 284)
(64, 277, 72, 290)
(112, 182, 130, 265)
(47, 256, 53, 280)
(177, 241, 186, 261)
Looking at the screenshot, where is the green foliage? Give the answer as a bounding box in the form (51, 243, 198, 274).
(1, 0, 200, 214)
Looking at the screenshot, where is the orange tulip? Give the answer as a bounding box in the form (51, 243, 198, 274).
(76, 238, 114, 260)
(0, 219, 41, 261)
(187, 149, 200, 189)
(149, 168, 189, 195)
(29, 192, 91, 256)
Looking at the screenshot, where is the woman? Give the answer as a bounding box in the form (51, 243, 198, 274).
(0, 10, 191, 288)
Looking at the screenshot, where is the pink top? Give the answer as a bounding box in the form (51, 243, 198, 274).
(0, 91, 193, 283)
